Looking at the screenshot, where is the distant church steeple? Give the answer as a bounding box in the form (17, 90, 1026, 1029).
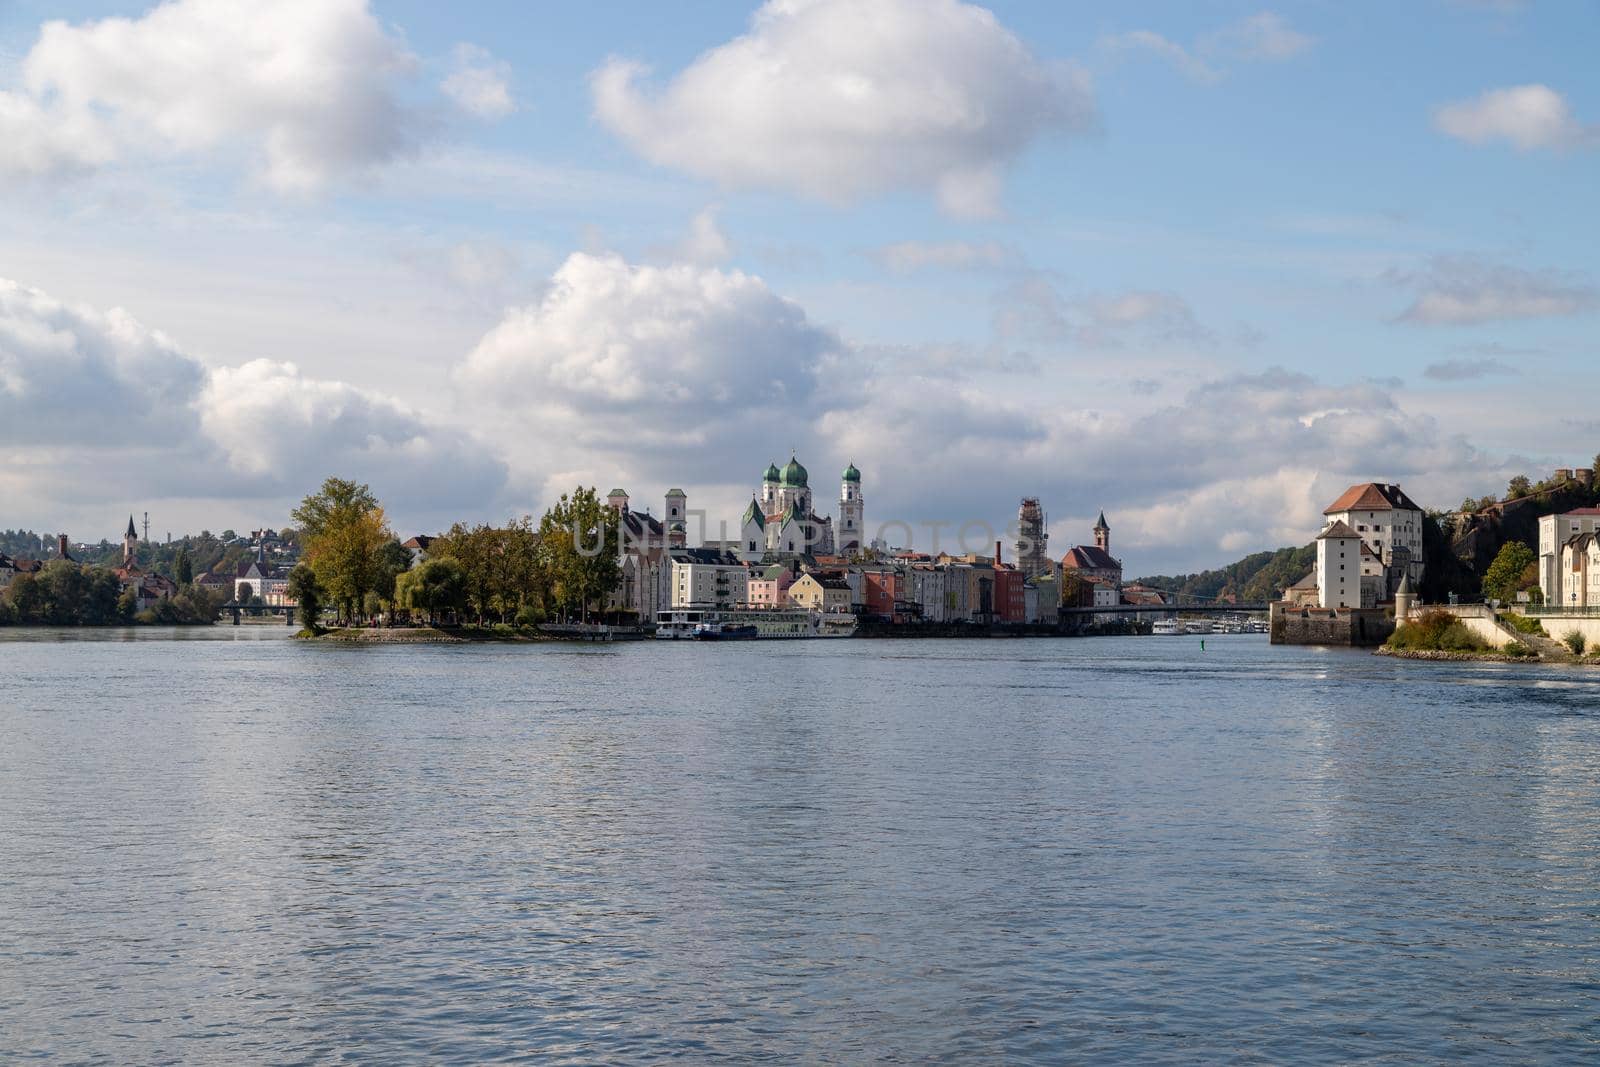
(123, 514, 138, 566)
(1093, 511, 1110, 554)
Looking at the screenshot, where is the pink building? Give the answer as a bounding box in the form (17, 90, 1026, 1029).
(746, 564, 796, 607)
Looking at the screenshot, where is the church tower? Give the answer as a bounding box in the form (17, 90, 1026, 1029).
(1093, 511, 1110, 554)
(123, 514, 138, 567)
(839, 462, 864, 556)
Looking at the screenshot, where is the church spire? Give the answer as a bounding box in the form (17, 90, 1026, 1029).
(126, 514, 138, 539)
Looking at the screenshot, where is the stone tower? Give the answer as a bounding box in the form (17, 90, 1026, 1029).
(839, 462, 864, 556)
(1093, 511, 1110, 555)
(1016, 497, 1048, 580)
(1394, 571, 1416, 622)
(124, 514, 138, 566)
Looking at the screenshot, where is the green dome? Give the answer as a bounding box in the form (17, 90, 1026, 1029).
(762, 462, 781, 483)
(780, 456, 809, 488)
(842, 461, 860, 483)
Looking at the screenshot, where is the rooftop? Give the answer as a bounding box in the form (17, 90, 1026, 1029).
(1324, 482, 1422, 515)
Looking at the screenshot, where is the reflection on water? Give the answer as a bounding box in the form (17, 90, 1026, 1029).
(2, 632, 1598, 1063)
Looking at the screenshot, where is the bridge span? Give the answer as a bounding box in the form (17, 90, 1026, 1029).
(1060, 602, 1269, 617)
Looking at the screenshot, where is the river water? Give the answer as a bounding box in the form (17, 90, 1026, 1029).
(2, 629, 1598, 1063)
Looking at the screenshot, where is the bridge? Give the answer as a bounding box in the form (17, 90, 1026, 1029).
(1059, 601, 1269, 617)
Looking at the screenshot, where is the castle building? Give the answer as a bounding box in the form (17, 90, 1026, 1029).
(1321, 482, 1425, 595)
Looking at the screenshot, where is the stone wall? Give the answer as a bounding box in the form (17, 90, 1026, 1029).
(1270, 603, 1395, 646)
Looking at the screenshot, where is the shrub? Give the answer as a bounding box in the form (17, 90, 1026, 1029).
(1387, 609, 1489, 653)
(515, 603, 545, 627)
(1563, 630, 1587, 656)
(1503, 641, 1535, 658)
(1502, 613, 1545, 636)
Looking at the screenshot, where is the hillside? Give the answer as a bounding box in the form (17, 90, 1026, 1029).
(1136, 470, 1600, 604)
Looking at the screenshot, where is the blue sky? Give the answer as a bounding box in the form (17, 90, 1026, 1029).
(0, 0, 1595, 573)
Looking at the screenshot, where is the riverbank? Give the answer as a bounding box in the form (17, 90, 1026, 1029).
(1374, 647, 1531, 663)
(304, 625, 550, 644)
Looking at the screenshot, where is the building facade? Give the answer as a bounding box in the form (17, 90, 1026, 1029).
(1538, 508, 1600, 608)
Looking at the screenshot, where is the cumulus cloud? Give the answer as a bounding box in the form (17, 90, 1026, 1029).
(1102, 10, 1312, 84)
(441, 43, 515, 120)
(457, 252, 837, 423)
(0, 277, 506, 527)
(869, 240, 1016, 274)
(0, 0, 425, 191)
(1422, 357, 1519, 382)
(590, 0, 1094, 218)
(1434, 85, 1594, 151)
(1393, 256, 1599, 324)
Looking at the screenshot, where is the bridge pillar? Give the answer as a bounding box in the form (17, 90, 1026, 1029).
(285, 607, 295, 627)
(230, 606, 240, 626)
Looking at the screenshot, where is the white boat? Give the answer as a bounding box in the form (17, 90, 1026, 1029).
(1152, 619, 1183, 635)
(1184, 620, 1214, 635)
(656, 608, 847, 640)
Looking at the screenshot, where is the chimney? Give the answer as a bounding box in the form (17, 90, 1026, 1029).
(57, 533, 69, 559)
(995, 540, 1002, 565)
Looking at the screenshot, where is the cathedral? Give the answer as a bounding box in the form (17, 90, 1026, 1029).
(739, 456, 865, 561)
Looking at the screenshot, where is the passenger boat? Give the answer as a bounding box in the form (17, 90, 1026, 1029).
(1184, 620, 1215, 635)
(655, 608, 850, 640)
(692, 622, 760, 640)
(1151, 619, 1183, 635)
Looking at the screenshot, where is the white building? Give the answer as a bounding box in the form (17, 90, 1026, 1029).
(1559, 532, 1600, 608)
(1538, 508, 1600, 608)
(1322, 482, 1425, 593)
(1315, 520, 1364, 609)
(670, 549, 749, 609)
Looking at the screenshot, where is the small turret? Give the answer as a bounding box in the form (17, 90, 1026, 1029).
(1394, 571, 1416, 622)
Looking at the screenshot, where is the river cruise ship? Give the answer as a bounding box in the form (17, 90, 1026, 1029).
(655, 608, 857, 640)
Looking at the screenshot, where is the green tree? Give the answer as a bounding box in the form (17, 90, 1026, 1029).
(537, 487, 620, 622)
(286, 563, 323, 633)
(174, 548, 193, 586)
(291, 477, 393, 624)
(396, 556, 467, 624)
(1507, 475, 1532, 499)
(1482, 540, 1536, 603)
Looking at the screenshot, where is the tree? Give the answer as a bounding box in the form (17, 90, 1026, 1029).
(396, 557, 467, 624)
(1482, 540, 1536, 603)
(537, 487, 620, 622)
(1507, 475, 1532, 500)
(286, 563, 323, 633)
(291, 477, 393, 624)
(174, 548, 193, 586)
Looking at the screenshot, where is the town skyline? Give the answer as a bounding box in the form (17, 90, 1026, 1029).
(1, 0, 1596, 574)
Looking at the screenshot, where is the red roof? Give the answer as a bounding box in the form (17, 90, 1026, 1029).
(1324, 483, 1422, 515)
(1317, 519, 1361, 540)
(1562, 508, 1600, 516)
(1061, 545, 1119, 571)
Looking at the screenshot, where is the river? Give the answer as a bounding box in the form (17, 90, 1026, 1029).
(2, 630, 1597, 1063)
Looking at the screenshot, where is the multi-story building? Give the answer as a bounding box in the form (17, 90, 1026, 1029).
(1060, 512, 1121, 588)
(1321, 482, 1425, 594)
(1538, 507, 1600, 608)
(1314, 520, 1364, 609)
(670, 549, 748, 609)
(788, 572, 852, 613)
(1559, 532, 1600, 607)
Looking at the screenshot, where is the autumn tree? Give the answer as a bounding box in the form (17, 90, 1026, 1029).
(290, 477, 394, 625)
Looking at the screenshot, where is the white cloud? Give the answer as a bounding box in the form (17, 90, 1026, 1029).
(441, 43, 515, 120)
(457, 251, 836, 421)
(870, 240, 1015, 274)
(1200, 11, 1313, 62)
(1434, 85, 1593, 151)
(0, 277, 506, 529)
(1394, 256, 1599, 324)
(0, 0, 423, 192)
(591, 0, 1094, 218)
(994, 278, 1214, 348)
(1422, 357, 1518, 382)
(1102, 11, 1311, 84)
(648, 206, 735, 266)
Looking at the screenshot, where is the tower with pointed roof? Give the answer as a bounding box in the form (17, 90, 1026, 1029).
(1093, 511, 1110, 555)
(123, 514, 138, 567)
(839, 462, 864, 556)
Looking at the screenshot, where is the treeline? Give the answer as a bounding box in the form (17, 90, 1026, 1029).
(0, 562, 222, 626)
(0, 530, 51, 558)
(1463, 454, 1600, 512)
(1135, 544, 1317, 603)
(288, 478, 622, 631)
